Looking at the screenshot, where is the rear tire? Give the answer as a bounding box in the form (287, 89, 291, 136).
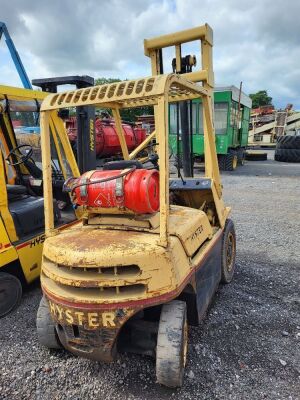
(274, 148, 300, 162)
(156, 300, 188, 388)
(0, 272, 22, 318)
(221, 219, 236, 284)
(36, 296, 62, 349)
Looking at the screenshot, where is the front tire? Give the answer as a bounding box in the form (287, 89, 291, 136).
(36, 296, 62, 349)
(156, 300, 188, 388)
(221, 219, 236, 283)
(0, 272, 22, 318)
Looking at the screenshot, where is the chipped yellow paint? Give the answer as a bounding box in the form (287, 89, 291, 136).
(40, 205, 218, 308)
(39, 25, 231, 360)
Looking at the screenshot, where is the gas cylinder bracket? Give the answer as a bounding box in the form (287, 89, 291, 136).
(115, 177, 124, 197)
(80, 178, 89, 199)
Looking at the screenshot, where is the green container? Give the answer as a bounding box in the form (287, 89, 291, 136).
(169, 86, 252, 159)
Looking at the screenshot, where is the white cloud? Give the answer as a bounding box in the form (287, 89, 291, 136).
(1, 0, 300, 108)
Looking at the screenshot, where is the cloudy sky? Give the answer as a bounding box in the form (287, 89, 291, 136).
(1, 0, 300, 108)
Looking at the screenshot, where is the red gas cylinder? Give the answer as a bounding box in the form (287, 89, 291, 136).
(95, 119, 139, 157)
(66, 117, 147, 158)
(65, 116, 77, 142)
(133, 127, 147, 144)
(72, 169, 159, 214)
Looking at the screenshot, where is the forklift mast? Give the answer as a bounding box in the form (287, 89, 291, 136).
(144, 25, 214, 178)
(0, 21, 32, 89)
(32, 76, 96, 173)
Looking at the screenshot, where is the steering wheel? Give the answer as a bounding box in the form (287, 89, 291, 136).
(6, 145, 33, 166)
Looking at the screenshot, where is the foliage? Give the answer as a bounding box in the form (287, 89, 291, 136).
(95, 77, 122, 86)
(95, 77, 153, 122)
(249, 90, 273, 109)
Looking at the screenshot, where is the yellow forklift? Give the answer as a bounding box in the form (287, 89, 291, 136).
(37, 24, 236, 387)
(0, 84, 80, 317)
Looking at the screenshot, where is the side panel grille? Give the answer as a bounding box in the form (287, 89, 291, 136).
(42, 258, 147, 300)
(57, 264, 140, 277)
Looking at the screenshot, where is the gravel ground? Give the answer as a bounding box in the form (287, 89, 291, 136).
(1, 156, 300, 400)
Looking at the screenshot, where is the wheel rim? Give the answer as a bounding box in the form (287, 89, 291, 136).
(232, 155, 238, 170)
(226, 232, 235, 272)
(0, 274, 21, 317)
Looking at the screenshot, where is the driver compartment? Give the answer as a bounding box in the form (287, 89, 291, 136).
(0, 88, 78, 244)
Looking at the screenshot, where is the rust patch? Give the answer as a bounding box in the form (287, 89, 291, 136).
(57, 324, 119, 362)
(46, 297, 142, 362)
(47, 228, 146, 253)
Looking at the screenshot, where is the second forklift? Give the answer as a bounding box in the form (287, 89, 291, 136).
(0, 84, 81, 317)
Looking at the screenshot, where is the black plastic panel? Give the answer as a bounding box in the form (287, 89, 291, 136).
(169, 178, 211, 190)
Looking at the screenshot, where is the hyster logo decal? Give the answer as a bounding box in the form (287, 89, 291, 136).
(48, 300, 116, 328)
(191, 225, 203, 241)
(89, 119, 95, 152)
(30, 234, 46, 248)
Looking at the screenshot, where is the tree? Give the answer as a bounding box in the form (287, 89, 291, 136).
(249, 90, 272, 109)
(95, 77, 153, 122)
(95, 77, 121, 85)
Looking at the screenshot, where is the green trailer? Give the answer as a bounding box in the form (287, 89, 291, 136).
(169, 86, 252, 171)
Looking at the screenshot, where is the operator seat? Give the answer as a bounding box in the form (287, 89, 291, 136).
(6, 184, 27, 200)
(7, 184, 61, 239)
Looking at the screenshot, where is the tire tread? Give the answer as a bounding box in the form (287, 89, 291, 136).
(274, 148, 300, 162)
(156, 300, 187, 388)
(0, 272, 22, 317)
(276, 135, 300, 149)
(221, 219, 236, 284)
(36, 297, 61, 349)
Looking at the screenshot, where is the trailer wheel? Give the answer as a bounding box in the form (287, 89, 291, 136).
(36, 297, 62, 349)
(0, 272, 22, 318)
(221, 219, 236, 284)
(156, 300, 187, 388)
(219, 152, 238, 171)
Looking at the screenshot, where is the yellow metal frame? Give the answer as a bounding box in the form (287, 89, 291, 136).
(40, 74, 226, 247)
(40, 24, 226, 248)
(144, 24, 214, 87)
(0, 84, 48, 102)
(144, 23, 221, 194)
(0, 152, 18, 242)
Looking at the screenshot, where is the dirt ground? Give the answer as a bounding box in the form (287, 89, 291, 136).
(0, 152, 299, 399)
